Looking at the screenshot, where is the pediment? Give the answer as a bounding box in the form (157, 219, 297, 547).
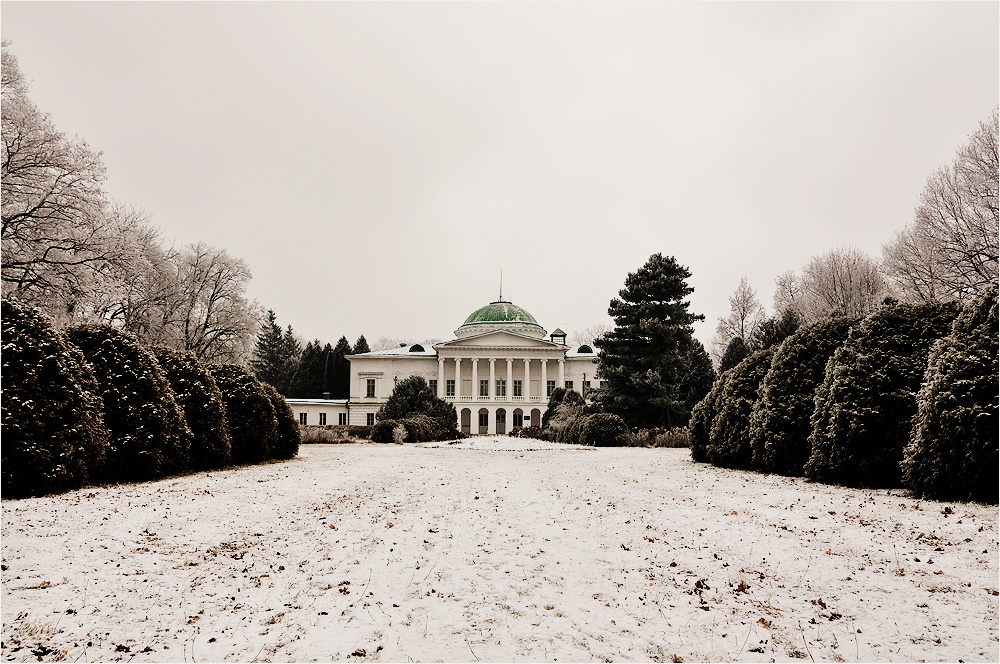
(435, 330, 560, 350)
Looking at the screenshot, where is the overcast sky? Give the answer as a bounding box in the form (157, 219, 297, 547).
(3, 2, 997, 349)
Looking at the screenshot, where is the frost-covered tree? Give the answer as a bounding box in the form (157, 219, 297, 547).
(706, 347, 776, 470)
(65, 324, 192, 482)
(148, 346, 232, 471)
(901, 285, 998, 503)
(571, 324, 611, 346)
(1, 299, 108, 497)
(689, 369, 733, 463)
(207, 364, 278, 465)
(260, 382, 301, 460)
(800, 245, 888, 322)
(749, 316, 859, 476)
(804, 300, 962, 488)
(714, 277, 766, 355)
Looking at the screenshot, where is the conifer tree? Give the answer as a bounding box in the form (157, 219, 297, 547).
(332, 336, 352, 398)
(352, 335, 370, 355)
(594, 253, 704, 428)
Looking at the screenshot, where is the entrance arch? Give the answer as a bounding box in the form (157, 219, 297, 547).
(460, 408, 472, 435)
(530, 408, 542, 428)
(496, 408, 507, 435)
(478, 408, 489, 434)
(512, 408, 524, 428)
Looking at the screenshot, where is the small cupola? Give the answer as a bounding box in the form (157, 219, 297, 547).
(550, 328, 567, 345)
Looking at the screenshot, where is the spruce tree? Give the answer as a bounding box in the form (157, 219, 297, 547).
(332, 336, 352, 398)
(676, 338, 716, 417)
(352, 335, 370, 355)
(594, 254, 704, 429)
(718, 337, 751, 373)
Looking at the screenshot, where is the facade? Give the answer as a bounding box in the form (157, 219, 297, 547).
(289, 298, 599, 434)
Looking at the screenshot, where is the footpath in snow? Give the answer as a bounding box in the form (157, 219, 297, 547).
(2, 439, 997, 662)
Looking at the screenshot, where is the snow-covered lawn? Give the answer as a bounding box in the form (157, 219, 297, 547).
(2, 440, 997, 662)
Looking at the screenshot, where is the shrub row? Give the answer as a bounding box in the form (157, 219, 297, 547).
(370, 415, 453, 444)
(2, 301, 300, 499)
(691, 295, 997, 503)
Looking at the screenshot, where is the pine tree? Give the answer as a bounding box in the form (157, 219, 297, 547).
(594, 253, 704, 429)
(718, 337, 751, 373)
(332, 336, 352, 398)
(352, 335, 370, 355)
(676, 338, 716, 417)
(248, 311, 301, 395)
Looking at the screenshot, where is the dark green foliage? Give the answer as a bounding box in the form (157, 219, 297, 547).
(249, 310, 301, 395)
(1, 300, 108, 498)
(65, 324, 191, 483)
(595, 254, 705, 429)
(288, 340, 327, 398)
(902, 286, 998, 503)
(331, 336, 352, 398)
(207, 364, 278, 465)
(148, 347, 232, 471)
(718, 337, 751, 373)
(376, 375, 458, 439)
(689, 370, 732, 463)
(260, 382, 301, 460)
(370, 419, 400, 444)
(751, 307, 802, 352)
(676, 338, 716, 419)
(557, 412, 590, 445)
(805, 300, 963, 489)
(580, 413, 629, 447)
(706, 347, 776, 470)
(370, 416, 441, 444)
(347, 425, 372, 440)
(509, 425, 544, 440)
(541, 387, 568, 428)
(749, 316, 859, 476)
(351, 335, 370, 355)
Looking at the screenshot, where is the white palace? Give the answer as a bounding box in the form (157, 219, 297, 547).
(286, 298, 600, 435)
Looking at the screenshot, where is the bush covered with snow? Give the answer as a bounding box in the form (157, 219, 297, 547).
(805, 301, 962, 489)
(1, 300, 109, 498)
(706, 347, 776, 470)
(901, 286, 999, 503)
(375, 375, 459, 440)
(579, 413, 629, 447)
(688, 370, 732, 463)
(749, 316, 859, 476)
(65, 325, 192, 483)
(207, 364, 277, 464)
(149, 346, 232, 470)
(260, 382, 301, 460)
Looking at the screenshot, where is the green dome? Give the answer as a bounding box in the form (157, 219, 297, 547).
(456, 299, 547, 339)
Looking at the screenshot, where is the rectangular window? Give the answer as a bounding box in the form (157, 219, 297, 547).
(479, 379, 489, 397)
(366, 378, 376, 398)
(319, 413, 327, 426)
(366, 413, 375, 426)
(299, 413, 308, 426)
(338, 412, 347, 425)
(513, 380, 522, 397)
(479, 412, 488, 427)
(547, 380, 555, 397)
(565, 380, 574, 392)
(446, 379, 456, 397)
(513, 412, 523, 427)
(429, 379, 438, 395)
(583, 380, 591, 397)
(496, 379, 506, 398)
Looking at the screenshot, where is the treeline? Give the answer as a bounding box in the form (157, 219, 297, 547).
(2, 42, 259, 364)
(247, 310, 371, 398)
(690, 288, 997, 503)
(2, 300, 300, 499)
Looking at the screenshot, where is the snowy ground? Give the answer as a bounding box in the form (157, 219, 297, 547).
(2, 439, 997, 663)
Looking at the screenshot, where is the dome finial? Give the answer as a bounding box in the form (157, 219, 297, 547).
(499, 269, 503, 302)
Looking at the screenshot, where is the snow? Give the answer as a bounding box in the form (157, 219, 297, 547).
(2, 440, 997, 662)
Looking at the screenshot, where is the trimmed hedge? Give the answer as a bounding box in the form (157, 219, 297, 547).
(901, 286, 998, 503)
(149, 347, 232, 470)
(580, 413, 629, 447)
(207, 364, 277, 465)
(65, 325, 191, 483)
(706, 347, 776, 470)
(689, 369, 733, 463)
(805, 301, 962, 489)
(261, 382, 301, 460)
(749, 316, 859, 476)
(2, 300, 109, 498)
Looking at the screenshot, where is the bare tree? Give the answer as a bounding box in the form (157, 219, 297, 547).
(801, 245, 888, 320)
(772, 270, 807, 318)
(372, 336, 407, 351)
(883, 107, 999, 301)
(716, 277, 765, 343)
(571, 324, 611, 346)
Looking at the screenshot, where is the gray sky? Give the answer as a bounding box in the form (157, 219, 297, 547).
(3, 2, 997, 349)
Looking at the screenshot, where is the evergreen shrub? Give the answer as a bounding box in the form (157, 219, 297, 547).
(510, 425, 544, 440)
(689, 370, 732, 463)
(375, 376, 458, 439)
(749, 317, 859, 475)
(65, 325, 191, 483)
(2, 300, 108, 498)
(707, 347, 776, 470)
(580, 413, 629, 447)
(207, 364, 277, 464)
(347, 425, 372, 440)
(805, 301, 962, 489)
(260, 382, 301, 460)
(901, 286, 998, 503)
(370, 419, 399, 444)
(149, 347, 232, 470)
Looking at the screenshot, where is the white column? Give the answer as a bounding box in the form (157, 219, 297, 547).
(472, 359, 479, 399)
(454, 358, 461, 397)
(489, 359, 496, 400)
(438, 358, 445, 398)
(540, 359, 548, 399)
(506, 358, 513, 401)
(523, 359, 531, 399)
(559, 358, 565, 389)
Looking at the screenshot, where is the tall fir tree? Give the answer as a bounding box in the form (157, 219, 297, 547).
(249, 311, 301, 395)
(290, 340, 326, 398)
(332, 336, 352, 398)
(594, 253, 704, 428)
(352, 335, 370, 355)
